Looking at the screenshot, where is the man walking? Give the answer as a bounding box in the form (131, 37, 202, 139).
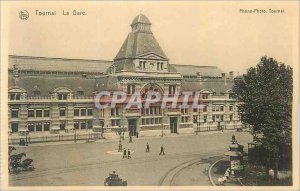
(127, 149, 131, 159)
(146, 143, 150, 152)
(122, 148, 127, 159)
(159, 145, 165, 155)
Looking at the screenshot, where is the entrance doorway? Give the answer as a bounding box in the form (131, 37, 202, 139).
(128, 119, 137, 136)
(170, 117, 178, 133)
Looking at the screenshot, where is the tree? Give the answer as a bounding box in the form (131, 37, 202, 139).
(233, 56, 293, 180)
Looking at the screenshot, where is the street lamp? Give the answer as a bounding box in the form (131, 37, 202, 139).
(117, 126, 123, 152)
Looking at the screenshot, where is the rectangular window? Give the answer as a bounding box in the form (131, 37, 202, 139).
(80, 121, 86, 129)
(44, 122, 50, 131)
(212, 115, 216, 122)
(99, 109, 104, 117)
(81, 108, 86, 116)
(203, 115, 207, 123)
(28, 110, 35, 117)
(203, 105, 207, 112)
(28, 123, 34, 132)
(169, 85, 176, 95)
(60, 108, 66, 117)
(60, 122, 66, 130)
(44, 110, 50, 117)
(74, 108, 79, 116)
(181, 116, 189, 123)
(74, 121, 79, 129)
(230, 115, 233, 121)
(212, 106, 215, 112)
(87, 108, 93, 116)
(229, 106, 233, 111)
(15, 94, 21, 100)
(36, 110, 43, 117)
(111, 119, 120, 126)
(221, 115, 224, 121)
(11, 109, 19, 118)
(36, 123, 43, 131)
(127, 84, 135, 94)
(220, 106, 224, 111)
(11, 123, 19, 133)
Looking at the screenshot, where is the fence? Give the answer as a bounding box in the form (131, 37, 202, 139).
(8, 132, 104, 145)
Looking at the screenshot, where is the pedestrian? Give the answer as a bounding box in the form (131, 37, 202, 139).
(136, 132, 139, 138)
(129, 135, 132, 143)
(159, 145, 165, 155)
(122, 148, 127, 159)
(127, 149, 131, 159)
(146, 142, 150, 152)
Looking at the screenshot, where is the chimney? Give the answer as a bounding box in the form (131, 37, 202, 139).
(229, 71, 234, 80)
(196, 72, 202, 83)
(222, 73, 227, 85)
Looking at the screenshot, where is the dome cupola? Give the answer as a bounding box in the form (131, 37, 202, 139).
(130, 14, 152, 33)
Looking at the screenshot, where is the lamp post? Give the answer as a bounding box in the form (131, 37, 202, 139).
(117, 126, 123, 152)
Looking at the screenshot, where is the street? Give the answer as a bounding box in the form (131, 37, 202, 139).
(9, 131, 252, 186)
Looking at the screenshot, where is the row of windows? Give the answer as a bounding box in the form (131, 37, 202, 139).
(138, 61, 164, 71)
(193, 114, 235, 123)
(74, 120, 93, 130)
(142, 118, 162, 125)
(141, 106, 162, 116)
(74, 108, 93, 117)
(28, 122, 50, 132)
(28, 109, 50, 118)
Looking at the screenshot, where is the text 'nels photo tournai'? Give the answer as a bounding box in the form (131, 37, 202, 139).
(8, 14, 242, 138)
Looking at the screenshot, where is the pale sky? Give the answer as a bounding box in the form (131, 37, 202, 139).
(4, 1, 299, 74)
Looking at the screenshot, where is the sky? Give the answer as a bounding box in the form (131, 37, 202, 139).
(3, 1, 299, 74)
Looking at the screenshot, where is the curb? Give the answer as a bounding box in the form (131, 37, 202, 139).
(208, 158, 225, 186)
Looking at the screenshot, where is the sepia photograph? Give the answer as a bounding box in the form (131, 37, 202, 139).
(0, 1, 299, 190)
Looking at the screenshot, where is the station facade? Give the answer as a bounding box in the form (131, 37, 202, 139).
(8, 14, 242, 138)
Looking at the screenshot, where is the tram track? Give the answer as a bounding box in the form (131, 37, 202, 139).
(158, 155, 223, 186)
(9, 151, 206, 182)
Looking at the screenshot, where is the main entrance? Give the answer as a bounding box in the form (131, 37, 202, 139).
(170, 117, 178, 133)
(128, 119, 137, 136)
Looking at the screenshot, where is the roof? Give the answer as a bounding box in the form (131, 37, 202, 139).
(8, 75, 96, 96)
(172, 64, 223, 77)
(181, 80, 233, 94)
(114, 31, 167, 61)
(131, 14, 151, 26)
(9, 55, 113, 73)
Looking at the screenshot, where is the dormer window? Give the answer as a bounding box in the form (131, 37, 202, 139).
(33, 85, 41, 96)
(10, 93, 21, 100)
(58, 94, 68, 100)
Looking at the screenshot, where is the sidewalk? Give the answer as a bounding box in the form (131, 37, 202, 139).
(12, 129, 237, 147)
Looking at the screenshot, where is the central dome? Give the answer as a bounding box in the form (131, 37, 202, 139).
(131, 14, 151, 26)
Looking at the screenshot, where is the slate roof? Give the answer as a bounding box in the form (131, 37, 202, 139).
(173, 64, 223, 77)
(114, 16, 167, 60)
(8, 75, 96, 96)
(9, 55, 113, 74)
(181, 79, 233, 94)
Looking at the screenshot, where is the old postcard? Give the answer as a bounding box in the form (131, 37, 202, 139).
(0, 1, 299, 190)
